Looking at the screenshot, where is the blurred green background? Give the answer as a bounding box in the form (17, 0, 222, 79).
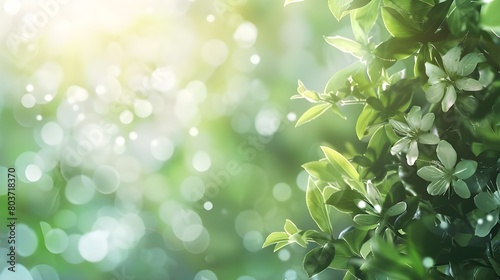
(0, 0, 356, 279)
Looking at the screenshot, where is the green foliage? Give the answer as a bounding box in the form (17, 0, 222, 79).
(265, 0, 500, 278)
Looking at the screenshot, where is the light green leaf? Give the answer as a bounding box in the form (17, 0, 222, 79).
(475, 210, 499, 237)
(386, 201, 407, 217)
(453, 160, 477, 179)
(437, 140, 457, 170)
(284, 0, 305, 6)
(381, 7, 420, 38)
(296, 103, 332, 127)
(455, 78, 483, 92)
(452, 179, 471, 199)
(366, 180, 382, 207)
(417, 166, 445, 181)
(481, 0, 500, 28)
(474, 192, 498, 213)
(306, 178, 333, 234)
(303, 243, 336, 278)
(418, 133, 439, 145)
(274, 241, 290, 252)
(290, 233, 308, 247)
(427, 178, 450, 196)
(328, 0, 354, 21)
(302, 161, 341, 182)
(353, 214, 380, 227)
(321, 146, 360, 182)
(351, 0, 381, 42)
(325, 36, 366, 58)
(262, 232, 289, 248)
(40, 221, 52, 237)
(441, 85, 456, 112)
(324, 62, 364, 97)
(356, 105, 377, 140)
(284, 219, 299, 235)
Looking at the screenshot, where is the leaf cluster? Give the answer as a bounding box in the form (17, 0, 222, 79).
(265, 0, 500, 278)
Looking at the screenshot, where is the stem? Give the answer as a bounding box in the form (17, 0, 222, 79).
(340, 100, 366, 106)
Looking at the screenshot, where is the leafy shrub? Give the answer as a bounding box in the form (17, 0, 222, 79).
(264, 0, 500, 279)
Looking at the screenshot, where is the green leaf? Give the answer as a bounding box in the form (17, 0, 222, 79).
(296, 103, 332, 127)
(373, 37, 420, 60)
(339, 226, 368, 253)
(417, 166, 445, 181)
(366, 180, 382, 207)
(274, 241, 290, 252)
(325, 36, 366, 58)
(474, 210, 499, 237)
(474, 192, 498, 213)
(324, 62, 364, 97)
(326, 189, 364, 213)
(306, 178, 333, 234)
(366, 97, 385, 111)
(381, 7, 421, 38)
(386, 201, 407, 216)
(353, 214, 380, 228)
(394, 196, 420, 230)
(39, 221, 52, 237)
(356, 104, 377, 139)
(290, 232, 308, 247)
(452, 179, 471, 199)
(328, 239, 356, 270)
(303, 243, 336, 278)
(422, 0, 452, 33)
(442, 46, 461, 77)
(321, 146, 361, 189)
(351, 0, 381, 42)
(262, 232, 289, 248)
(302, 161, 341, 182)
(284, 219, 299, 235)
(481, 0, 500, 28)
(437, 140, 457, 170)
(453, 160, 477, 179)
(327, 0, 370, 21)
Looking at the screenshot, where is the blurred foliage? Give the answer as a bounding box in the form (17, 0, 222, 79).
(265, 0, 500, 279)
(0, 0, 358, 279)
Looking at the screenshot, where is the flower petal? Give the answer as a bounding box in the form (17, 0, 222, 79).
(425, 83, 445, 104)
(417, 166, 446, 181)
(418, 133, 439, 145)
(442, 46, 461, 77)
(406, 140, 419, 166)
(419, 113, 435, 131)
(389, 119, 411, 134)
(405, 106, 422, 130)
(437, 140, 457, 170)
(458, 53, 485, 76)
(455, 78, 483, 91)
(453, 160, 477, 179)
(390, 138, 411, 155)
(427, 179, 450, 196)
(453, 179, 471, 199)
(425, 63, 447, 83)
(441, 85, 456, 112)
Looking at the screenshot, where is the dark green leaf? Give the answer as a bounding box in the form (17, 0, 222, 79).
(386, 201, 407, 216)
(394, 196, 419, 230)
(353, 214, 380, 228)
(422, 0, 452, 34)
(366, 97, 385, 111)
(303, 243, 336, 277)
(373, 37, 421, 60)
